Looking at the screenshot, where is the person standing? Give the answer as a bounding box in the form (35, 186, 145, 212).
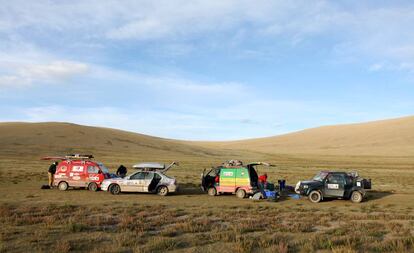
(48, 162, 58, 188)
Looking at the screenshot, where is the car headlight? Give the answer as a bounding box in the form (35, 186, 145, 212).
(303, 185, 308, 189)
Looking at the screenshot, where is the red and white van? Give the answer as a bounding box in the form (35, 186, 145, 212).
(42, 154, 110, 191)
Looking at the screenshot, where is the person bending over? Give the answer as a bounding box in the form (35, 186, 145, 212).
(116, 165, 128, 178)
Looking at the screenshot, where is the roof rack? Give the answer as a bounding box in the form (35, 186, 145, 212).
(132, 161, 179, 172)
(65, 154, 94, 159)
(41, 154, 94, 161)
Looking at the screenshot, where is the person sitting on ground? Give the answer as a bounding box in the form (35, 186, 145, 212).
(116, 165, 127, 178)
(48, 162, 58, 188)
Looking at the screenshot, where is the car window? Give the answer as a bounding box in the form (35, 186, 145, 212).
(327, 174, 345, 184)
(145, 172, 155, 180)
(97, 163, 109, 174)
(130, 172, 147, 180)
(153, 173, 162, 180)
(87, 166, 100, 174)
(313, 172, 328, 181)
(207, 168, 220, 177)
(345, 176, 353, 185)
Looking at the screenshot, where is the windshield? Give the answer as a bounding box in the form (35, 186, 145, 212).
(313, 172, 328, 181)
(207, 168, 220, 177)
(98, 163, 110, 174)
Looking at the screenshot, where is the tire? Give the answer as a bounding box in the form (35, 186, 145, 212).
(236, 188, 246, 199)
(58, 181, 68, 191)
(351, 191, 363, 203)
(88, 182, 98, 192)
(308, 190, 322, 203)
(207, 187, 217, 196)
(157, 186, 169, 196)
(109, 184, 121, 195)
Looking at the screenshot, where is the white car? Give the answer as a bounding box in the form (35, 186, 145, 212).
(101, 162, 178, 196)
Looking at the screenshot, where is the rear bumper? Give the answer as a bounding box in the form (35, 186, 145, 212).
(168, 184, 178, 193)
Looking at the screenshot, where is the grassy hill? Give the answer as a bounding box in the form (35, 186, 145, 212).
(197, 116, 414, 156)
(1, 116, 413, 158)
(0, 122, 224, 159)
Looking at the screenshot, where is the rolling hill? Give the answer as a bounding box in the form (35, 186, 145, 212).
(0, 116, 413, 158)
(0, 122, 223, 159)
(198, 116, 414, 156)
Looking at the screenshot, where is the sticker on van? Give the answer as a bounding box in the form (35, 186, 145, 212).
(72, 166, 84, 172)
(223, 171, 234, 177)
(327, 184, 339, 189)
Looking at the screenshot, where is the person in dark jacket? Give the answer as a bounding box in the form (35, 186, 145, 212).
(48, 162, 58, 187)
(116, 165, 127, 178)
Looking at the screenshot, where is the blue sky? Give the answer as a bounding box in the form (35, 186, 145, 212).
(0, 0, 413, 140)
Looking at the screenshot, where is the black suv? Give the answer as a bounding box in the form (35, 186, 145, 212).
(295, 171, 371, 203)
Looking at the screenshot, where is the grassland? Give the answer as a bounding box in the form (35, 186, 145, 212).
(0, 121, 413, 252)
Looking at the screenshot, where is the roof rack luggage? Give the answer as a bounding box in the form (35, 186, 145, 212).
(132, 161, 179, 172)
(41, 154, 94, 161)
(65, 154, 94, 159)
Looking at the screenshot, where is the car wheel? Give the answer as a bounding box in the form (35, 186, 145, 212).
(58, 181, 68, 191)
(208, 187, 217, 196)
(236, 188, 246, 199)
(157, 186, 169, 196)
(308, 190, 322, 203)
(351, 191, 363, 203)
(109, 184, 121, 195)
(88, 182, 98, 192)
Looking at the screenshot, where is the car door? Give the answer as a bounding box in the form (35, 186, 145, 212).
(87, 165, 101, 183)
(70, 163, 85, 187)
(142, 172, 155, 192)
(124, 172, 147, 192)
(235, 168, 249, 188)
(219, 168, 236, 192)
(324, 174, 346, 197)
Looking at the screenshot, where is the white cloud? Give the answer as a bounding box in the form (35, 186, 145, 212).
(0, 60, 89, 87)
(87, 63, 250, 99)
(368, 63, 384, 72)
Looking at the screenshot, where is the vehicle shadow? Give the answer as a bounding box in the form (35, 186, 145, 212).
(178, 187, 204, 195)
(177, 183, 205, 195)
(317, 190, 394, 202)
(366, 190, 394, 201)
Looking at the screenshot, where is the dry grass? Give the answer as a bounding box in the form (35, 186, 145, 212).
(0, 200, 413, 252)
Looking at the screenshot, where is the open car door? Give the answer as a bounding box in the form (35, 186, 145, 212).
(160, 161, 179, 173)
